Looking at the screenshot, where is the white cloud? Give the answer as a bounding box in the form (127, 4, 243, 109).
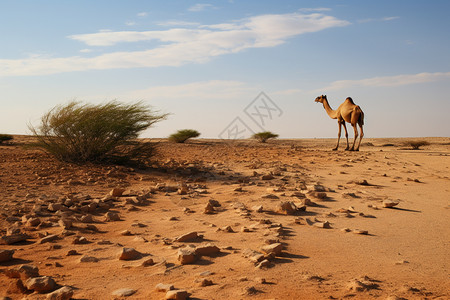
(156, 20, 200, 27)
(321, 72, 450, 91)
(188, 3, 215, 12)
(125, 21, 137, 26)
(137, 12, 148, 17)
(299, 8, 332, 12)
(358, 16, 400, 23)
(79, 49, 93, 53)
(0, 12, 349, 77)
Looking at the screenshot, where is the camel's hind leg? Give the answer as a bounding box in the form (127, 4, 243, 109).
(355, 124, 364, 151)
(350, 124, 358, 151)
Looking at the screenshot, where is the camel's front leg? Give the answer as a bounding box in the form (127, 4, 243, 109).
(342, 122, 349, 150)
(333, 121, 342, 151)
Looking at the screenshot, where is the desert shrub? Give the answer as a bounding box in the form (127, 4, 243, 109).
(0, 134, 13, 144)
(403, 140, 430, 150)
(169, 129, 200, 143)
(252, 131, 279, 143)
(29, 101, 168, 163)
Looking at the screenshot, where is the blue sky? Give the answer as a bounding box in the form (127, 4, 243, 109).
(1, 0, 449, 138)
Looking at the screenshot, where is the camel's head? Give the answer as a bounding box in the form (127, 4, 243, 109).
(315, 95, 327, 103)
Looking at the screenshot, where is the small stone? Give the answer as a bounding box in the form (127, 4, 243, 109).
(165, 289, 190, 300)
(39, 234, 59, 244)
(203, 202, 215, 214)
(177, 247, 197, 265)
(79, 255, 99, 263)
(220, 225, 234, 232)
(261, 243, 283, 256)
(276, 201, 299, 215)
(251, 205, 263, 212)
(25, 276, 56, 293)
(383, 200, 399, 208)
(72, 236, 89, 244)
(256, 259, 272, 269)
(110, 188, 126, 197)
(5, 264, 40, 280)
(262, 194, 279, 199)
(140, 257, 155, 267)
(111, 288, 137, 297)
(26, 217, 41, 227)
(195, 244, 220, 256)
(80, 214, 94, 223)
(104, 211, 120, 221)
(352, 229, 369, 235)
(314, 221, 332, 229)
(120, 230, 132, 236)
(0, 249, 15, 262)
(261, 174, 274, 180)
(66, 249, 80, 256)
(46, 286, 74, 300)
(119, 248, 143, 260)
(58, 219, 72, 229)
(0, 234, 29, 245)
(175, 231, 199, 242)
(155, 283, 174, 292)
(197, 278, 213, 287)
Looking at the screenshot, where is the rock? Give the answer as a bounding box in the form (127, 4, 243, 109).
(140, 257, 155, 267)
(119, 248, 143, 261)
(104, 211, 120, 221)
(48, 203, 63, 212)
(203, 202, 215, 214)
(165, 289, 190, 300)
(383, 200, 399, 208)
(196, 278, 213, 287)
(261, 174, 274, 180)
(175, 231, 199, 242)
(58, 219, 72, 229)
(0, 249, 15, 262)
(111, 288, 136, 297)
(177, 247, 197, 265)
(255, 259, 272, 269)
(242, 249, 265, 263)
(347, 278, 379, 292)
(72, 236, 89, 244)
(251, 205, 263, 212)
(276, 201, 299, 215)
(0, 234, 29, 245)
(195, 244, 220, 256)
(262, 194, 279, 199)
(79, 255, 99, 263)
(46, 286, 74, 300)
(110, 188, 126, 197)
(26, 217, 41, 227)
(352, 229, 369, 235)
(314, 221, 332, 229)
(261, 243, 283, 256)
(39, 234, 59, 244)
(155, 283, 174, 292)
(220, 225, 234, 232)
(80, 214, 94, 223)
(25, 276, 56, 293)
(5, 264, 40, 280)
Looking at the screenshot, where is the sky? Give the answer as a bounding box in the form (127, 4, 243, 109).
(1, 0, 449, 139)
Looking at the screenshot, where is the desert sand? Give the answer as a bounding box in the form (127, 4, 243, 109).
(0, 136, 449, 299)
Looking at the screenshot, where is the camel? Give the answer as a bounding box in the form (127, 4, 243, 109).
(315, 95, 364, 151)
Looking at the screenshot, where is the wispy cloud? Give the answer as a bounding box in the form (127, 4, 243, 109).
(358, 16, 400, 23)
(320, 72, 450, 91)
(156, 20, 201, 27)
(125, 21, 137, 26)
(137, 12, 148, 17)
(299, 8, 332, 12)
(188, 3, 215, 12)
(0, 12, 349, 77)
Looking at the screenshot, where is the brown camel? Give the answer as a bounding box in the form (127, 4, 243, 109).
(315, 95, 364, 151)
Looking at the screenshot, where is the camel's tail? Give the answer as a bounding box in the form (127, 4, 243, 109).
(357, 106, 364, 126)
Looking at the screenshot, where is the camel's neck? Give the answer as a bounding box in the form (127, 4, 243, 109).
(322, 99, 338, 119)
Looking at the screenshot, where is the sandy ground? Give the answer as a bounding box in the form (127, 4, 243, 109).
(0, 136, 449, 299)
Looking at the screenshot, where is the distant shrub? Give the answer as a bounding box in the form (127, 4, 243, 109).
(0, 134, 13, 144)
(29, 101, 168, 163)
(169, 129, 200, 143)
(403, 140, 430, 150)
(252, 131, 279, 143)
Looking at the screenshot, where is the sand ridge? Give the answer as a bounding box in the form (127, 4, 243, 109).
(0, 137, 449, 299)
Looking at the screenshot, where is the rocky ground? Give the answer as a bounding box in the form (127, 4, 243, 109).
(0, 136, 449, 299)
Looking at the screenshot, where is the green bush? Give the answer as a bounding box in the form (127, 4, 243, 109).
(404, 140, 430, 150)
(168, 129, 200, 143)
(252, 131, 279, 143)
(29, 101, 168, 163)
(0, 134, 13, 144)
